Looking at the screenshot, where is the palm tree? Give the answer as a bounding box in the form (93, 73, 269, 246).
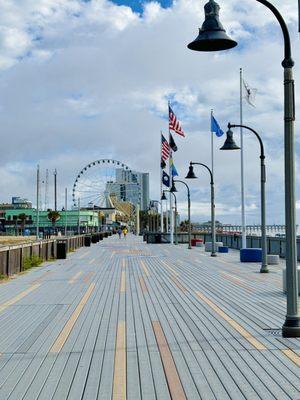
(47, 210, 61, 231)
(18, 213, 27, 235)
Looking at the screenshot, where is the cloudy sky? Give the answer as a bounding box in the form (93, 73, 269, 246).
(0, 0, 299, 224)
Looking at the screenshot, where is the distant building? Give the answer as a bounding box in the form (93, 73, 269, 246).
(0, 196, 32, 210)
(115, 169, 150, 211)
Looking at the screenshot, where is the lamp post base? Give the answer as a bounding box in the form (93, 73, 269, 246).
(282, 317, 300, 337)
(260, 265, 269, 273)
(211, 253, 217, 257)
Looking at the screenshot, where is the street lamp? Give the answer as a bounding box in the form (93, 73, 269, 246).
(221, 123, 269, 273)
(173, 180, 192, 250)
(151, 200, 162, 232)
(187, 0, 299, 338)
(186, 162, 216, 256)
(163, 186, 178, 245)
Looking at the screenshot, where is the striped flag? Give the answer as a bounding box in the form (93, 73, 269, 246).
(161, 134, 170, 161)
(169, 106, 185, 137)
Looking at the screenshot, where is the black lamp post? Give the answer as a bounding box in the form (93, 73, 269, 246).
(186, 162, 216, 256)
(163, 185, 178, 245)
(173, 180, 192, 250)
(221, 123, 269, 273)
(187, 0, 299, 337)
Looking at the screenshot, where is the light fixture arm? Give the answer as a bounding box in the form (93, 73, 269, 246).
(256, 0, 293, 67)
(229, 124, 265, 161)
(190, 162, 214, 185)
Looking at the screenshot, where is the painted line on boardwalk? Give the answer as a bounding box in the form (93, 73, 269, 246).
(160, 260, 179, 277)
(31, 270, 52, 285)
(68, 271, 83, 284)
(50, 283, 95, 353)
(113, 321, 126, 400)
(281, 349, 300, 366)
(79, 252, 90, 259)
(122, 259, 126, 269)
(88, 258, 95, 265)
(139, 277, 148, 293)
(220, 271, 253, 292)
(83, 271, 94, 283)
(140, 260, 149, 276)
(0, 284, 40, 313)
(195, 291, 266, 351)
(120, 271, 126, 293)
(152, 321, 186, 400)
(170, 276, 186, 292)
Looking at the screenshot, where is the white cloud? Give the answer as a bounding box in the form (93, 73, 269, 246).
(0, 0, 298, 225)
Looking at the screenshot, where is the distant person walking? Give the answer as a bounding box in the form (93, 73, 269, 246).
(117, 228, 122, 239)
(123, 228, 128, 238)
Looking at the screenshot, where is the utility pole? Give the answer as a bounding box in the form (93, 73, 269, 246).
(36, 165, 40, 240)
(44, 169, 49, 211)
(54, 169, 57, 211)
(65, 188, 68, 236)
(77, 198, 80, 235)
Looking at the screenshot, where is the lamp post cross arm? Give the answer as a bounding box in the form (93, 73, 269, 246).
(256, 0, 293, 67)
(190, 162, 214, 184)
(229, 124, 265, 161)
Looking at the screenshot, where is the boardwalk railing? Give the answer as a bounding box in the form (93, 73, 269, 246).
(0, 235, 85, 277)
(143, 232, 298, 261)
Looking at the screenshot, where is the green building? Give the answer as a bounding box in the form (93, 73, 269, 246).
(2, 209, 100, 235)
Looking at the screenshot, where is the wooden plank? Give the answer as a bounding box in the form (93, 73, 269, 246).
(0, 284, 40, 313)
(152, 321, 186, 400)
(112, 321, 126, 400)
(50, 283, 95, 353)
(68, 271, 83, 284)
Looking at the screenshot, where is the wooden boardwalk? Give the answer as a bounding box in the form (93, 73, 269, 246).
(0, 234, 299, 399)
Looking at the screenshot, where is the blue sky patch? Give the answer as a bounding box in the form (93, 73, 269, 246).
(110, 0, 172, 13)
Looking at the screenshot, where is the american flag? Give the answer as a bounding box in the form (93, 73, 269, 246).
(169, 106, 185, 137)
(161, 134, 170, 161)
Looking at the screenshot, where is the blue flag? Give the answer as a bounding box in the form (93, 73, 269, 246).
(170, 157, 179, 177)
(162, 171, 170, 187)
(211, 115, 224, 137)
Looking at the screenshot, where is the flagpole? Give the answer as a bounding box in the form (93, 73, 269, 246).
(168, 102, 174, 245)
(240, 67, 247, 248)
(160, 132, 164, 233)
(211, 109, 214, 178)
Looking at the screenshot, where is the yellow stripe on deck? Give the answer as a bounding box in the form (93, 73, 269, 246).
(88, 258, 96, 265)
(195, 291, 266, 350)
(113, 321, 126, 400)
(140, 260, 149, 276)
(79, 252, 90, 259)
(50, 283, 95, 353)
(68, 271, 83, 284)
(282, 349, 300, 366)
(120, 271, 126, 293)
(152, 321, 186, 400)
(160, 260, 179, 277)
(0, 284, 40, 313)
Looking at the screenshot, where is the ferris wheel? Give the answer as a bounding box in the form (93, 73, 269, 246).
(72, 159, 141, 216)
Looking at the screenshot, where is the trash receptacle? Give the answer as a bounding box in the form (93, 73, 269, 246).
(57, 239, 68, 259)
(155, 234, 161, 244)
(84, 235, 92, 247)
(91, 234, 98, 244)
